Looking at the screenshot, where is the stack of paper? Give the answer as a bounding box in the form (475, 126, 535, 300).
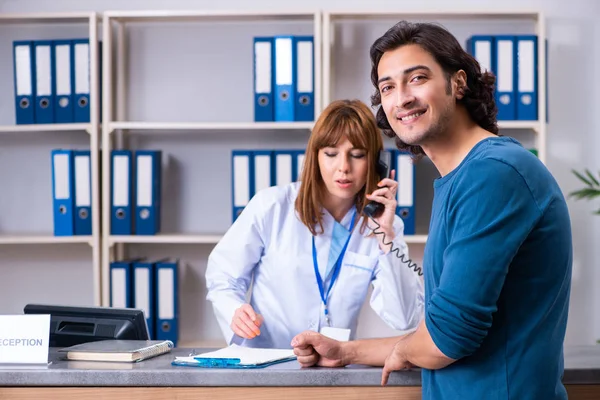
(172, 344, 296, 368)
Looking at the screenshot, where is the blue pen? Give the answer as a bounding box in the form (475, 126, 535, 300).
(193, 357, 241, 367)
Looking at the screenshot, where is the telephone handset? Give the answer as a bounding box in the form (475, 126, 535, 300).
(362, 150, 423, 276)
(363, 150, 392, 219)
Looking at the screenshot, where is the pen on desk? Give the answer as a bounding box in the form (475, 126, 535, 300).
(193, 358, 241, 367)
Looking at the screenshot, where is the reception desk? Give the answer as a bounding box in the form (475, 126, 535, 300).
(1, 345, 599, 399)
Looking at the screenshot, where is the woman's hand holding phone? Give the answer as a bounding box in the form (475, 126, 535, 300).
(366, 169, 398, 251)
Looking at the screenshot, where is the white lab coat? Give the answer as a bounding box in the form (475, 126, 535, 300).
(206, 182, 424, 349)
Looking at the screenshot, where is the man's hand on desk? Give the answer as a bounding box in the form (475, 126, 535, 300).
(291, 330, 416, 373)
(291, 331, 347, 368)
(381, 336, 416, 386)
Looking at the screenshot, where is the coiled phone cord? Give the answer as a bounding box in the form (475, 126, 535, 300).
(368, 217, 423, 277)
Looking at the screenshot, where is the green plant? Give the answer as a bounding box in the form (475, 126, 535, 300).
(569, 169, 600, 214)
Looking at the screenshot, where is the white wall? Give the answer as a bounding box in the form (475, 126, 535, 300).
(1, 0, 599, 347)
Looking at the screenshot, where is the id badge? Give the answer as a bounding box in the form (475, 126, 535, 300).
(320, 327, 351, 342)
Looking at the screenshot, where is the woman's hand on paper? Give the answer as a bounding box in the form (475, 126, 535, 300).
(231, 304, 263, 339)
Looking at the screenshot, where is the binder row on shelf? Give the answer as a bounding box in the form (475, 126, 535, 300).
(51, 146, 537, 238)
(51, 149, 92, 236)
(253, 35, 314, 122)
(230, 149, 418, 235)
(390, 150, 416, 235)
(13, 38, 100, 125)
(110, 150, 162, 236)
(466, 34, 547, 121)
(51, 149, 163, 236)
(11, 34, 547, 125)
(231, 149, 305, 222)
(109, 257, 179, 345)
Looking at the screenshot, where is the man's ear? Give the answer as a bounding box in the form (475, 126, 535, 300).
(454, 70, 467, 99)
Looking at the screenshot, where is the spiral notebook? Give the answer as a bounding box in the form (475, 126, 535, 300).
(58, 340, 174, 363)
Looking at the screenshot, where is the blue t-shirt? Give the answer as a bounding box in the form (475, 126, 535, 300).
(422, 137, 572, 400)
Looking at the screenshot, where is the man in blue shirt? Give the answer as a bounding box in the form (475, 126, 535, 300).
(291, 20, 572, 400)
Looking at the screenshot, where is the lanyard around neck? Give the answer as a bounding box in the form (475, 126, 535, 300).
(312, 210, 357, 325)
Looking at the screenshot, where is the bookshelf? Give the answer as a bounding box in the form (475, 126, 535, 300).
(0, 12, 102, 310)
(100, 9, 322, 314)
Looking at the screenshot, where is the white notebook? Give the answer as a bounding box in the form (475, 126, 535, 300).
(58, 340, 174, 363)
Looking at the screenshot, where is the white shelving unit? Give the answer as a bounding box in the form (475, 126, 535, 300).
(0, 12, 102, 307)
(108, 234, 223, 245)
(322, 9, 547, 164)
(0, 234, 93, 245)
(0, 123, 93, 133)
(108, 121, 314, 132)
(107, 232, 427, 246)
(100, 9, 322, 307)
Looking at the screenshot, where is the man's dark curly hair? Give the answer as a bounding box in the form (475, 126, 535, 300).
(370, 21, 498, 157)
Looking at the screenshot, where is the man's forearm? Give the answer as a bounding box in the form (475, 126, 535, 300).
(398, 320, 456, 370)
(341, 335, 405, 366)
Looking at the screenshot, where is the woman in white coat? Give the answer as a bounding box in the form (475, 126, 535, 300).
(206, 99, 424, 349)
